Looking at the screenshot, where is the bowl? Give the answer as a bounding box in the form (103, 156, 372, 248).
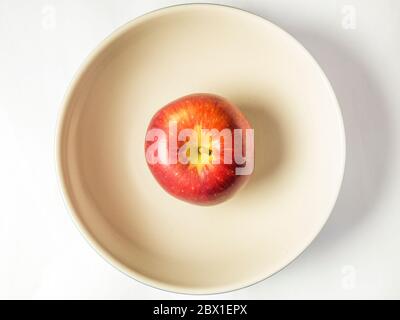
(57, 4, 345, 294)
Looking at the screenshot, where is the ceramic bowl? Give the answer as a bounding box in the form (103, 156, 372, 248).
(57, 4, 345, 294)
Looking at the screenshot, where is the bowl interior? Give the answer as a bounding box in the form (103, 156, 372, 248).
(58, 5, 345, 293)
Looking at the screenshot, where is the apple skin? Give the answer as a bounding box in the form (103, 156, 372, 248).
(144, 93, 252, 206)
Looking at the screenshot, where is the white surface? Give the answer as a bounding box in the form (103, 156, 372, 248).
(57, 4, 346, 294)
(0, 0, 399, 299)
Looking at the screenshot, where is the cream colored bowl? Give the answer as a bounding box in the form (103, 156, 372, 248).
(57, 4, 345, 294)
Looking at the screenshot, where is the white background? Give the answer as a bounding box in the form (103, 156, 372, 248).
(0, 0, 399, 299)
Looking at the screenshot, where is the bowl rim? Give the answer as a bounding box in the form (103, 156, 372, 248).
(55, 3, 346, 295)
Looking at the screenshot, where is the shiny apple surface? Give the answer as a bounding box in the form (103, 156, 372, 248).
(145, 94, 253, 205)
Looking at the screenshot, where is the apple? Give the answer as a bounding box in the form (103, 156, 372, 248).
(144, 93, 254, 205)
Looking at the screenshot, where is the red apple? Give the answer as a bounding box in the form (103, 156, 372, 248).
(144, 93, 253, 205)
